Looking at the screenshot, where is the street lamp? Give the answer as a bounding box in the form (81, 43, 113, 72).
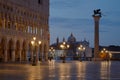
(60, 41, 70, 63)
(78, 45, 85, 61)
(49, 47, 55, 61)
(100, 48, 110, 61)
(31, 37, 41, 66)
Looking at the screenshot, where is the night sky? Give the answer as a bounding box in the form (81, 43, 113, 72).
(50, 0, 120, 47)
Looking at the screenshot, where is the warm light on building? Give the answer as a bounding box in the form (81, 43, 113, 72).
(0, 0, 49, 62)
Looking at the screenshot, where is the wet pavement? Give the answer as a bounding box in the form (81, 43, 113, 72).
(0, 60, 120, 80)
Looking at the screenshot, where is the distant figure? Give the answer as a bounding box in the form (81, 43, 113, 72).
(93, 9, 101, 16)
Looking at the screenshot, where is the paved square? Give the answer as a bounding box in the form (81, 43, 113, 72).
(0, 61, 120, 80)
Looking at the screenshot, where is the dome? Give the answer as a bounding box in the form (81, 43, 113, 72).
(67, 33, 76, 43)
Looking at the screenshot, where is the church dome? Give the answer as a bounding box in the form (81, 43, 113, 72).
(67, 33, 76, 43)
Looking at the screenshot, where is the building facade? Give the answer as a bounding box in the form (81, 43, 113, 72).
(0, 0, 49, 62)
(50, 33, 93, 60)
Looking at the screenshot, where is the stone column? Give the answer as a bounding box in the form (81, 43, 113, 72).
(3, 19, 5, 29)
(18, 50, 22, 62)
(41, 44, 44, 61)
(93, 10, 102, 60)
(36, 50, 39, 62)
(11, 41, 16, 62)
(5, 19, 7, 28)
(31, 50, 33, 63)
(25, 50, 28, 61)
(12, 49, 15, 62)
(2, 13, 5, 29)
(4, 49, 7, 62)
(39, 45, 42, 61)
(45, 43, 48, 61)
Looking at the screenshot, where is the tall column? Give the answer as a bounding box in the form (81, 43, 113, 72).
(12, 42, 16, 62)
(3, 19, 5, 29)
(18, 50, 22, 62)
(4, 49, 7, 62)
(92, 9, 102, 60)
(45, 43, 49, 61)
(41, 44, 44, 61)
(12, 49, 15, 62)
(2, 13, 5, 29)
(31, 50, 33, 63)
(36, 50, 39, 62)
(25, 50, 28, 61)
(39, 45, 42, 61)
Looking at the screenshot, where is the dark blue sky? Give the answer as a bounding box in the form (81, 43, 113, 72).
(50, 0, 120, 47)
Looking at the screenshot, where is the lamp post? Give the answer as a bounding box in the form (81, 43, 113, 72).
(49, 47, 55, 61)
(78, 45, 85, 61)
(60, 41, 69, 63)
(100, 48, 110, 61)
(31, 37, 41, 66)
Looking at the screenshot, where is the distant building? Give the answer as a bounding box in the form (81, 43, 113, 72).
(50, 33, 93, 60)
(0, 0, 49, 62)
(99, 45, 120, 60)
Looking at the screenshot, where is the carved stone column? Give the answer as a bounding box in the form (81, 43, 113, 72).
(45, 43, 49, 61)
(4, 49, 7, 62)
(92, 9, 102, 61)
(11, 41, 16, 62)
(2, 13, 5, 29)
(12, 49, 15, 62)
(25, 50, 28, 61)
(41, 44, 44, 61)
(18, 50, 22, 62)
(31, 50, 33, 63)
(36, 50, 39, 63)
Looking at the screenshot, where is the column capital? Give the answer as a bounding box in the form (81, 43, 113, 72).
(93, 15, 101, 21)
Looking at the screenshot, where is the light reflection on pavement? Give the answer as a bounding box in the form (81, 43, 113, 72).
(0, 61, 120, 80)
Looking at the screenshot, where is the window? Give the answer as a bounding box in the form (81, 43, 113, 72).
(27, 26, 32, 33)
(35, 27, 38, 34)
(38, 0, 42, 4)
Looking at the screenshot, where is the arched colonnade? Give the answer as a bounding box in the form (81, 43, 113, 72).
(0, 36, 48, 62)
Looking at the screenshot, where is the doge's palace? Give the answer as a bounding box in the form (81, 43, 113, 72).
(0, 0, 49, 62)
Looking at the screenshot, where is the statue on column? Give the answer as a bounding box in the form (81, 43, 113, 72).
(93, 9, 101, 17)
